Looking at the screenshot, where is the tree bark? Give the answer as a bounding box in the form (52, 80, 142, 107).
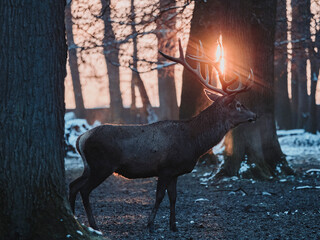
(291, 0, 309, 129)
(179, 0, 222, 120)
(0, 1, 99, 239)
(306, 2, 319, 134)
(101, 0, 123, 123)
(156, 0, 179, 120)
(274, 0, 292, 129)
(215, 0, 293, 179)
(65, 1, 86, 119)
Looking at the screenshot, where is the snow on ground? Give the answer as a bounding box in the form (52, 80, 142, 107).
(277, 129, 320, 157)
(64, 113, 320, 171)
(64, 112, 100, 171)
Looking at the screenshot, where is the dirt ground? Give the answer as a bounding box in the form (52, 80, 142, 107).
(67, 159, 320, 240)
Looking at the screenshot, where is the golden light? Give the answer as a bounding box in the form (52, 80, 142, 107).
(215, 35, 225, 74)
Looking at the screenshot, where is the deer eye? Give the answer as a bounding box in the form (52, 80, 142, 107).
(236, 102, 241, 111)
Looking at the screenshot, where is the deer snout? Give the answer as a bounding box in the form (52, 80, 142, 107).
(248, 113, 257, 123)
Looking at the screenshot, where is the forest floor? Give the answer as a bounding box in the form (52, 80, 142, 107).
(66, 155, 320, 240)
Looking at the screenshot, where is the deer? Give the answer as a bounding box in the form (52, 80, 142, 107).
(68, 39, 257, 232)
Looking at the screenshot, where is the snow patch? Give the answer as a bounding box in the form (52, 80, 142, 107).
(306, 169, 320, 173)
(212, 137, 225, 155)
(195, 198, 209, 203)
(65, 112, 76, 121)
(262, 191, 272, 196)
(278, 129, 320, 157)
(88, 227, 103, 235)
(294, 185, 320, 190)
(239, 160, 254, 175)
(277, 129, 305, 137)
(64, 113, 100, 170)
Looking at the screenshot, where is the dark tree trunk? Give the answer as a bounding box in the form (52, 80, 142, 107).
(291, 0, 310, 129)
(156, 0, 179, 120)
(65, 1, 86, 119)
(130, 0, 158, 123)
(306, 3, 319, 134)
(291, 67, 299, 127)
(274, 0, 292, 129)
(0, 1, 97, 239)
(216, 0, 293, 179)
(101, 0, 123, 123)
(307, 61, 319, 133)
(179, 0, 222, 120)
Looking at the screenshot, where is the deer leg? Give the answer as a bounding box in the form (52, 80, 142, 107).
(80, 170, 113, 230)
(69, 175, 88, 213)
(147, 176, 170, 232)
(69, 168, 90, 213)
(167, 177, 178, 232)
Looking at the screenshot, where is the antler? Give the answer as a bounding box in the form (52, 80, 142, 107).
(159, 39, 227, 96)
(159, 39, 254, 96)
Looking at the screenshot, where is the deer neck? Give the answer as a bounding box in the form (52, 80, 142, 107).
(189, 104, 230, 158)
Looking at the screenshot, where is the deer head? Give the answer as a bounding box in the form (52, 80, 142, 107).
(159, 39, 257, 128)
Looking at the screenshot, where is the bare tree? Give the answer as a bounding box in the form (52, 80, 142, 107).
(307, 0, 320, 133)
(291, 0, 310, 129)
(67, 0, 192, 122)
(156, 0, 179, 120)
(101, 0, 124, 122)
(0, 1, 99, 239)
(65, 1, 86, 118)
(274, 0, 292, 129)
(130, 0, 158, 123)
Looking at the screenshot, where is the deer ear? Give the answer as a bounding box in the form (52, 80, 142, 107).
(204, 89, 222, 102)
(222, 94, 236, 105)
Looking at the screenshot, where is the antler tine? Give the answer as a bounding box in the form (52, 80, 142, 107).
(246, 69, 254, 89)
(237, 69, 254, 92)
(195, 44, 210, 85)
(187, 40, 220, 69)
(159, 39, 186, 66)
(223, 70, 254, 94)
(220, 72, 239, 93)
(159, 39, 227, 96)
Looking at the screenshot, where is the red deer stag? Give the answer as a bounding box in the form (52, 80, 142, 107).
(69, 39, 257, 232)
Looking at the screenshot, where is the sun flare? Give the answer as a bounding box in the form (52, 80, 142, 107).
(215, 35, 225, 74)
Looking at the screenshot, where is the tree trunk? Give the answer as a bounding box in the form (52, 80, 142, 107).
(0, 1, 99, 239)
(101, 0, 123, 123)
(307, 62, 319, 133)
(179, 0, 222, 120)
(291, 0, 310, 129)
(130, 0, 158, 123)
(65, 1, 86, 119)
(156, 0, 179, 120)
(274, 0, 292, 129)
(216, 0, 293, 179)
(306, 2, 319, 134)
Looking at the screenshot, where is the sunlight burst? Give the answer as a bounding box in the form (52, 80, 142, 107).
(215, 35, 225, 74)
